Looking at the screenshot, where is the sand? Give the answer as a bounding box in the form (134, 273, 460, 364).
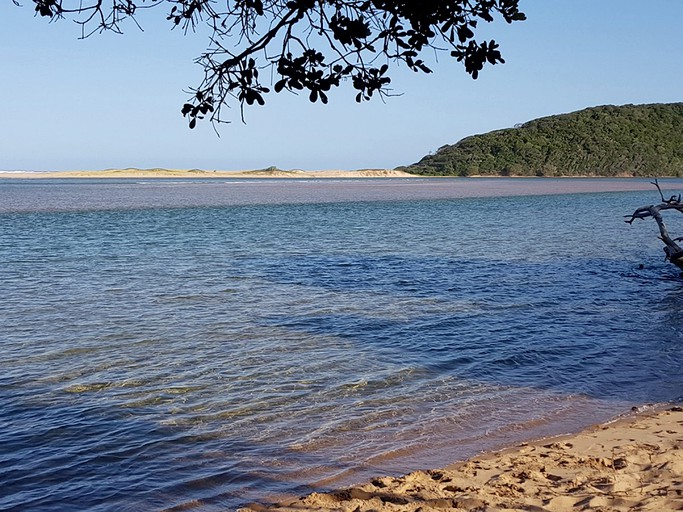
(244, 406, 683, 512)
(1, 168, 416, 179)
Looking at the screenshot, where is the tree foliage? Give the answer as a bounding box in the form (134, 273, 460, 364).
(22, 0, 525, 126)
(403, 103, 683, 177)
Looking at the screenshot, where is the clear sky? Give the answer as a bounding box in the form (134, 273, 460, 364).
(2, 1, 682, 171)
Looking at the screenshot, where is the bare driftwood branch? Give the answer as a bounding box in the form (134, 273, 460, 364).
(625, 179, 683, 268)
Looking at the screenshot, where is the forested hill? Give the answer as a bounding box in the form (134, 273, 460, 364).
(401, 103, 683, 177)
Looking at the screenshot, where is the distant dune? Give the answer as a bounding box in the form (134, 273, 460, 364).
(2, 168, 416, 179)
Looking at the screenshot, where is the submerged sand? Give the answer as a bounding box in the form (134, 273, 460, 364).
(244, 406, 683, 512)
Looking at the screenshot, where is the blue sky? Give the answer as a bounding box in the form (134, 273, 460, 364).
(2, 1, 682, 171)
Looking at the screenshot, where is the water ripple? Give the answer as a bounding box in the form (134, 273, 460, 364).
(1, 181, 683, 510)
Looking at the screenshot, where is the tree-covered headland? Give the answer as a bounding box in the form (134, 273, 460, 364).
(402, 103, 683, 177)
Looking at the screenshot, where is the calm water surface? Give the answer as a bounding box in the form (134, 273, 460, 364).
(1, 178, 682, 511)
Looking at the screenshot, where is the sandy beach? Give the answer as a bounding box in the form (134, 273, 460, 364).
(0, 168, 415, 179)
(244, 406, 683, 512)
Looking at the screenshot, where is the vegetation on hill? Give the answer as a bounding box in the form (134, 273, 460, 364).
(401, 103, 683, 177)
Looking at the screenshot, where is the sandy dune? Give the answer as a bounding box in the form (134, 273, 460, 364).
(1, 168, 416, 179)
(244, 407, 683, 512)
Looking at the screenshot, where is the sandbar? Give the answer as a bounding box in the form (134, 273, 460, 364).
(244, 406, 683, 511)
(1, 168, 415, 179)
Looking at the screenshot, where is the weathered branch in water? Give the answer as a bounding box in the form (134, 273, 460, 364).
(625, 179, 683, 268)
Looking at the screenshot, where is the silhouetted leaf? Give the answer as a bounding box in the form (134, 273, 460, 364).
(29, 0, 525, 125)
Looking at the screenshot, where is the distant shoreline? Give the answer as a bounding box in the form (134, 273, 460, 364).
(3, 168, 682, 180)
(0, 168, 416, 179)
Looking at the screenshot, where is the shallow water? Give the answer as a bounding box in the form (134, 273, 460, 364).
(1, 178, 682, 511)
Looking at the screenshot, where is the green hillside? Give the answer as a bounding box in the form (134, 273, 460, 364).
(401, 103, 683, 177)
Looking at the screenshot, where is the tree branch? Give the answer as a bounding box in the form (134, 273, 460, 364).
(22, 0, 526, 126)
(626, 181, 683, 267)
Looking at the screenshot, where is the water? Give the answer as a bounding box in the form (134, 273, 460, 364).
(1, 178, 682, 511)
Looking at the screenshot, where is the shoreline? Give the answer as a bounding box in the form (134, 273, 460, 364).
(2, 168, 682, 180)
(0, 168, 416, 179)
(243, 405, 683, 511)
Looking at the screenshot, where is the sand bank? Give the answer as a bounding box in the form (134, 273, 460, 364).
(1, 168, 415, 179)
(244, 406, 683, 512)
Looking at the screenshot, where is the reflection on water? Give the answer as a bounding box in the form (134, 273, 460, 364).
(1, 179, 682, 511)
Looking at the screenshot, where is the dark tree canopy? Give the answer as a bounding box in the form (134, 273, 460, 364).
(404, 103, 683, 177)
(22, 0, 525, 126)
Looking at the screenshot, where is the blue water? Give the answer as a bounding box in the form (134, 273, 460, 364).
(1, 178, 682, 511)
